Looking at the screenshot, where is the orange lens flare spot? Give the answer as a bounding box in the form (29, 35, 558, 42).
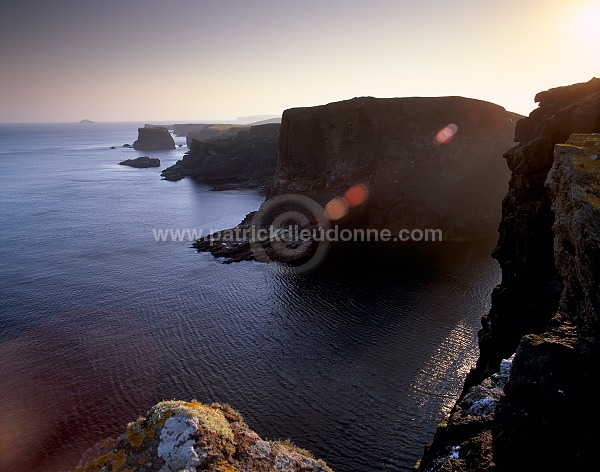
(435, 123, 458, 144)
(324, 197, 349, 220)
(344, 183, 369, 207)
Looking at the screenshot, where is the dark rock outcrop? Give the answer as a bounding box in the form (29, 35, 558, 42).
(417, 78, 600, 471)
(272, 96, 519, 241)
(161, 123, 279, 190)
(133, 126, 175, 151)
(172, 123, 210, 137)
(70, 400, 332, 472)
(185, 124, 250, 147)
(119, 156, 160, 168)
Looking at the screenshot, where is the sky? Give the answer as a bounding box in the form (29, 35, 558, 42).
(0, 0, 598, 122)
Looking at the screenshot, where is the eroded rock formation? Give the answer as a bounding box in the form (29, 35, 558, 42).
(417, 78, 600, 471)
(133, 126, 175, 151)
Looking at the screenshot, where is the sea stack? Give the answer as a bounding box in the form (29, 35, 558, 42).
(133, 126, 175, 151)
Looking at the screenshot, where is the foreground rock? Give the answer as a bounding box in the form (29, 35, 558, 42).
(161, 123, 279, 190)
(272, 96, 519, 241)
(133, 126, 175, 151)
(71, 400, 332, 472)
(119, 156, 161, 168)
(417, 78, 600, 471)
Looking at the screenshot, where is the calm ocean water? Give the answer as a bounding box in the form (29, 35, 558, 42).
(0, 123, 500, 471)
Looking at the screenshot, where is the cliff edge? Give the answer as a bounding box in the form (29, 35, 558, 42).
(417, 78, 600, 471)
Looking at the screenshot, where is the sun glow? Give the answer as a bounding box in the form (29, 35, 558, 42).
(570, 3, 600, 50)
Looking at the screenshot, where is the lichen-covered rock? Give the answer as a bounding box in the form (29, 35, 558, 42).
(133, 127, 175, 151)
(546, 134, 600, 340)
(271, 96, 519, 241)
(71, 400, 332, 472)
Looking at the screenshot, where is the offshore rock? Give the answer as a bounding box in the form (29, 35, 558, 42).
(119, 156, 161, 168)
(133, 126, 176, 151)
(272, 96, 519, 241)
(161, 123, 279, 190)
(71, 400, 332, 472)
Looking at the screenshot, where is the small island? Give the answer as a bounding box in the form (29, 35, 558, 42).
(79, 119, 95, 124)
(119, 156, 160, 168)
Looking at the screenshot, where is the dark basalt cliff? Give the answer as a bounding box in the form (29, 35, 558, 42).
(417, 78, 600, 471)
(133, 126, 175, 151)
(161, 123, 279, 190)
(272, 96, 519, 241)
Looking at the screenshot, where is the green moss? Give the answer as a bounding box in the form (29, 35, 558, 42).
(275, 438, 315, 458)
(127, 400, 235, 448)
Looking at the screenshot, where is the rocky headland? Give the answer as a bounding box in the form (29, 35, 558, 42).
(417, 77, 600, 471)
(193, 96, 519, 265)
(133, 126, 175, 151)
(70, 400, 332, 472)
(271, 96, 520, 241)
(119, 156, 161, 168)
(161, 123, 280, 190)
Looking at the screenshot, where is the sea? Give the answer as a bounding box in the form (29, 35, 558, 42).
(0, 122, 500, 471)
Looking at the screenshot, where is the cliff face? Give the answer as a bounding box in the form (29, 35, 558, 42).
(133, 126, 176, 151)
(71, 400, 332, 472)
(272, 97, 518, 241)
(161, 123, 279, 190)
(418, 78, 600, 471)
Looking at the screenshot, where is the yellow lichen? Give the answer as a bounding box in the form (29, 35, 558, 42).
(126, 420, 146, 448)
(150, 400, 235, 443)
(217, 460, 236, 472)
(83, 449, 126, 472)
(126, 410, 172, 447)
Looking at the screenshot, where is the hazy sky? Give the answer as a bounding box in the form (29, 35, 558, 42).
(0, 0, 598, 122)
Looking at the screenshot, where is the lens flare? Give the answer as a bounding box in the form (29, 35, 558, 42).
(344, 183, 369, 207)
(435, 123, 458, 144)
(325, 197, 349, 220)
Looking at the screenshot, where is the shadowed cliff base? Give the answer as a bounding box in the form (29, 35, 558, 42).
(417, 78, 600, 472)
